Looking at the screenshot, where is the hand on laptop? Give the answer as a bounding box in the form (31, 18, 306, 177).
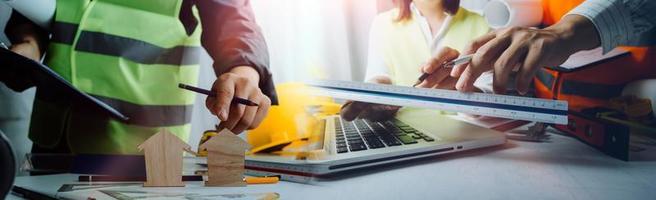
(340, 77, 400, 122)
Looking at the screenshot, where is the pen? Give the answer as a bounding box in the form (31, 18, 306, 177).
(78, 175, 204, 182)
(0, 42, 8, 49)
(412, 54, 473, 87)
(178, 83, 259, 106)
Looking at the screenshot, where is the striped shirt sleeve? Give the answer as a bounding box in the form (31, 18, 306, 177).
(567, 0, 656, 53)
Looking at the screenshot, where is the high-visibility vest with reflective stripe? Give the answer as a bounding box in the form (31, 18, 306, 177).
(29, 0, 202, 154)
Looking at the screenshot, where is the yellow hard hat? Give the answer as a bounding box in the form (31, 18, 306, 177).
(247, 82, 339, 154)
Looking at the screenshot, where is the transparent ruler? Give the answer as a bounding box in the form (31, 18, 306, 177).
(308, 80, 568, 125)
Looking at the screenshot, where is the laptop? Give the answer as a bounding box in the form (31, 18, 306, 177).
(245, 108, 506, 178)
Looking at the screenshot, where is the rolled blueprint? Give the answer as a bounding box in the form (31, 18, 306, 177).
(622, 79, 656, 115)
(2, 0, 55, 29)
(483, 0, 543, 29)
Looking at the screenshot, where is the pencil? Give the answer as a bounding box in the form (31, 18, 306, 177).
(78, 175, 204, 182)
(412, 54, 473, 87)
(244, 176, 279, 184)
(178, 83, 258, 106)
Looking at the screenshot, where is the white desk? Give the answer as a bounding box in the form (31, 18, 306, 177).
(9, 126, 656, 200)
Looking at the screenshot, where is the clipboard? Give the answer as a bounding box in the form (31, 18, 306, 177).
(546, 47, 630, 73)
(0, 47, 128, 121)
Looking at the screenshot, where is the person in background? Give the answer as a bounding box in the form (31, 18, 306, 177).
(3, 0, 277, 155)
(341, 0, 491, 121)
(439, 0, 656, 95)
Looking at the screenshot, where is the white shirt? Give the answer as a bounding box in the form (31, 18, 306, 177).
(365, 4, 452, 82)
(568, 0, 656, 53)
(365, 4, 495, 93)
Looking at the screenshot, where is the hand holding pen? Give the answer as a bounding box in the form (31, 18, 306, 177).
(190, 66, 272, 134)
(413, 47, 473, 90)
(179, 83, 258, 106)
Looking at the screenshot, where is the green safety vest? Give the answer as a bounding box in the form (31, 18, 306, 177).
(29, 0, 202, 154)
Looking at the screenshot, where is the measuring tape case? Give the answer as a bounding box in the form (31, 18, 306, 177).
(555, 108, 656, 161)
(533, 47, 656, 161)
(534, 47, 656, 111)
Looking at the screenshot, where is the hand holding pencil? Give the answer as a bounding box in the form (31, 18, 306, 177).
(197, 66, 272, 134)
(179, 84, 258, 106)
(414, 47, 472, 91)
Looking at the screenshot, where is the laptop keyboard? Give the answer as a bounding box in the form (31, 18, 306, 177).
(333, 118, 436, 154)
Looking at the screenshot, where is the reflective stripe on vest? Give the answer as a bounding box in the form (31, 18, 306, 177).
(52, 22, 201, 66)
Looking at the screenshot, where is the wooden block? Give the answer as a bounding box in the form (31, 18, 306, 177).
(137, 129, 191, 187)
(199, 129, 251, 187)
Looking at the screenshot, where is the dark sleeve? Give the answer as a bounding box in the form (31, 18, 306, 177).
(1, 11, 48, 92)
(193, 0, 278, 105)
(5, 11, 48, 55)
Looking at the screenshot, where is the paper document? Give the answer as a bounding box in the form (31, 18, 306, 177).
(56, 183, 279, 200)
(556, 47, 629, 71)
